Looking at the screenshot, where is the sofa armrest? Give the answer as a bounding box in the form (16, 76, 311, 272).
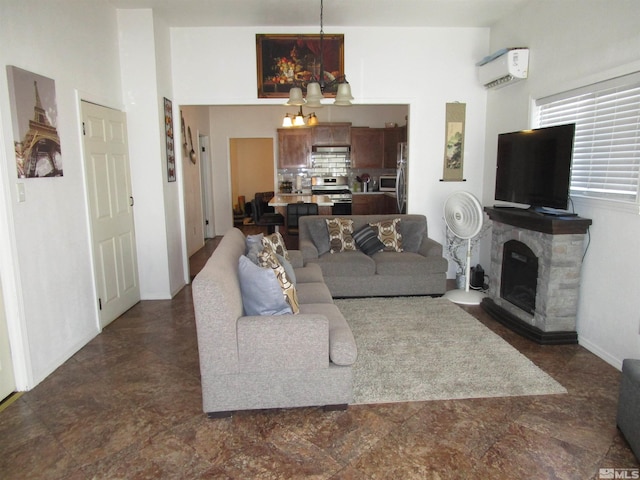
(299, 239, 319, 262)
(236, 314, 329, 372)
(418, 237, 444, 257)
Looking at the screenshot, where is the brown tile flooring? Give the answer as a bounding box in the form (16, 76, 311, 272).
(1, 236, 638, 479)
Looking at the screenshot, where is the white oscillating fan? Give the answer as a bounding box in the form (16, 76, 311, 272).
(443, 191, 486, 305)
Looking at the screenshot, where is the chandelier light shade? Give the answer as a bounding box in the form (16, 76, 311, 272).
(305, 82, 324, 107)
(334, 82, 354, 106)
(282, 114, 293, 127)
(286, 87, 306, 106)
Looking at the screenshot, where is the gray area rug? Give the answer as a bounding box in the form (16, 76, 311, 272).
(334, 296, 567, 404)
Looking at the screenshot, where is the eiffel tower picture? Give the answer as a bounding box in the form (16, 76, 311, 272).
(7, 66, 62, 178)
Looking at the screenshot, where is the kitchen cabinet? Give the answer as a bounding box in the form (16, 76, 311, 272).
(351, 127, 384, 168)
(383, 126, 407, 169)
(352, 194, 384, 215)
(312, 123, 351, 145)
(353, 193, 399, 215)
(382, 193, 399, 214)
(278, 128, 313, 168)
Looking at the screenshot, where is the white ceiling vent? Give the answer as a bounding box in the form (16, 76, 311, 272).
(476, 48, 529, 89)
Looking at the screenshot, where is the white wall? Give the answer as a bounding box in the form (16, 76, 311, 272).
(118, 9, 186, 300)
(154, 12, 186, 296)
(482, 1, 640, 368)
(171, 26, 490, 267)
(0, 0, 123, 387)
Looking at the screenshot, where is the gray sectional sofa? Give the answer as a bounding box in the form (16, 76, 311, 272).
(192, 227, 357, 416)
(299, 214, 448, 297)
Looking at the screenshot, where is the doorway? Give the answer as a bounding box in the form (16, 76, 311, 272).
(229, 138, 275, 223)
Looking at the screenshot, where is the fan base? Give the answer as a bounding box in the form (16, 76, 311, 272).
(444, 289, 486, 306)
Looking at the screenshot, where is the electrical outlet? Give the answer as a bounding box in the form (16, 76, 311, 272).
(16, 183, 25, 202)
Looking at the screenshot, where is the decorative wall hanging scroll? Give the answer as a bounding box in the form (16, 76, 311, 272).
(441, 102, 466, 182)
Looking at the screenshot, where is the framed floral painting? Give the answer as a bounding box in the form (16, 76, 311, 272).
(256, 34, 344, 98)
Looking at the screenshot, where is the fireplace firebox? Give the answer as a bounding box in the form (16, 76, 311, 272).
(501, 240, 537, 314)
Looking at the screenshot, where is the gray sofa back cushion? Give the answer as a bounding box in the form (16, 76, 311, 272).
(300, 214, 429, 254)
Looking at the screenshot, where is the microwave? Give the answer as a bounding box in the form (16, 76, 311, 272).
(379, 175, 397, 192)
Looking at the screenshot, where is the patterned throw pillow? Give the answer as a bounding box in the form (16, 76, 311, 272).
(352, 224, 385, 256)
(326, 218, 357, 253)
(258, 247, 300, 314)
(370, 218, 403, 252)
(262, 232, 289, 260)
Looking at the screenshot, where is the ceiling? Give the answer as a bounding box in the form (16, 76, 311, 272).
(107, 0, 529, 28)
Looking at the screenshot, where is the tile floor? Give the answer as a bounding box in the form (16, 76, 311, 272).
(0, 237, 638, 479)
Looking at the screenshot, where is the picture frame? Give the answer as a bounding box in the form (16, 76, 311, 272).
(7, 66, 63, 178)
(163, 97, 176, 182)
(256, 34, 344, 99)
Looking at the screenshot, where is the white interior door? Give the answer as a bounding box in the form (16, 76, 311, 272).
(0, 275, 16, 401)
(82, 101, 140, 329)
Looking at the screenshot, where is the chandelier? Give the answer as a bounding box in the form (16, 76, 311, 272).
(282, 0, 353, 127)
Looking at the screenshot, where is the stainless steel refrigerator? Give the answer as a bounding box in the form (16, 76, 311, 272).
(396, 142, 408, 213)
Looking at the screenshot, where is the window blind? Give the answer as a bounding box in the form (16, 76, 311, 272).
(535, 72, 640, 204)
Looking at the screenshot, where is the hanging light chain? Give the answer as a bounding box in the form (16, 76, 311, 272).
(319, 0, 324, 89)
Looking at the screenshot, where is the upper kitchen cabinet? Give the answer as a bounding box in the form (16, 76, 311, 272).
(351, 127, 384, 168)
(278, 128, 313, 168)
(312, 123, 351, 145)
(383, 126, 407, 169)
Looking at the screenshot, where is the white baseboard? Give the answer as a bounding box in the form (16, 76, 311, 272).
(579, 336, 623, 371)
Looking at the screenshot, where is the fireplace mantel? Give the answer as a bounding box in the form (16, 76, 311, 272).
(482, 207, 592, 345)
(484, 207, 592, 234)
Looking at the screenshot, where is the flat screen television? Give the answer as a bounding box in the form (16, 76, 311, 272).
(495, 123, 576, 212)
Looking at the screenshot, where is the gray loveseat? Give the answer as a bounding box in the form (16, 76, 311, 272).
(192, 227, 357, 416)
(298, 214, 448, 297)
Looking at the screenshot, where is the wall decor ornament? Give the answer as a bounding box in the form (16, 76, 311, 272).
(6, 66, 63, 178)
(164, 97, 176, 182)
(256, 33, 344, 99)
(441, 102, 466, 182)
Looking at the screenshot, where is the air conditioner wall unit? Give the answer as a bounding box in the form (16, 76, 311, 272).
(477, 48, 529, 89)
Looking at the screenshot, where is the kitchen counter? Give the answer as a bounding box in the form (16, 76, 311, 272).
(352, 191, 397, 199)
(268, 194, 335, 207)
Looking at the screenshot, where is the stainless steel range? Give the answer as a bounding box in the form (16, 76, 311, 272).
(311, 176, 352, 215)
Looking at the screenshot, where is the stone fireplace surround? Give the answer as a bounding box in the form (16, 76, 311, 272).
(481, 207, 592, 345)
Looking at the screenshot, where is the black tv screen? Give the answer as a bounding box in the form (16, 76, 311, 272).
(495, 123, 576, 211)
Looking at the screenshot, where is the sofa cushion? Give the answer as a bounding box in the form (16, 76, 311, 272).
(373, 251, 443, 275)
(275, 253, 297, 286)
(352, 224, 385, 256)
(309, 251, 376, 277)
(238, 255, 292, 316)
(294, 263, 324, 284)
(245, 233, 264, 264)
(307, 219, 330, 256)
(258, 247, 300, 313)
(262, 231, 289, 260)
(326, 218, 357, 253)
(299, 303, 358, 366)
(398, 219, 426, 253)
(296, 282, 334, 304)
(370, 218, 403, 252)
